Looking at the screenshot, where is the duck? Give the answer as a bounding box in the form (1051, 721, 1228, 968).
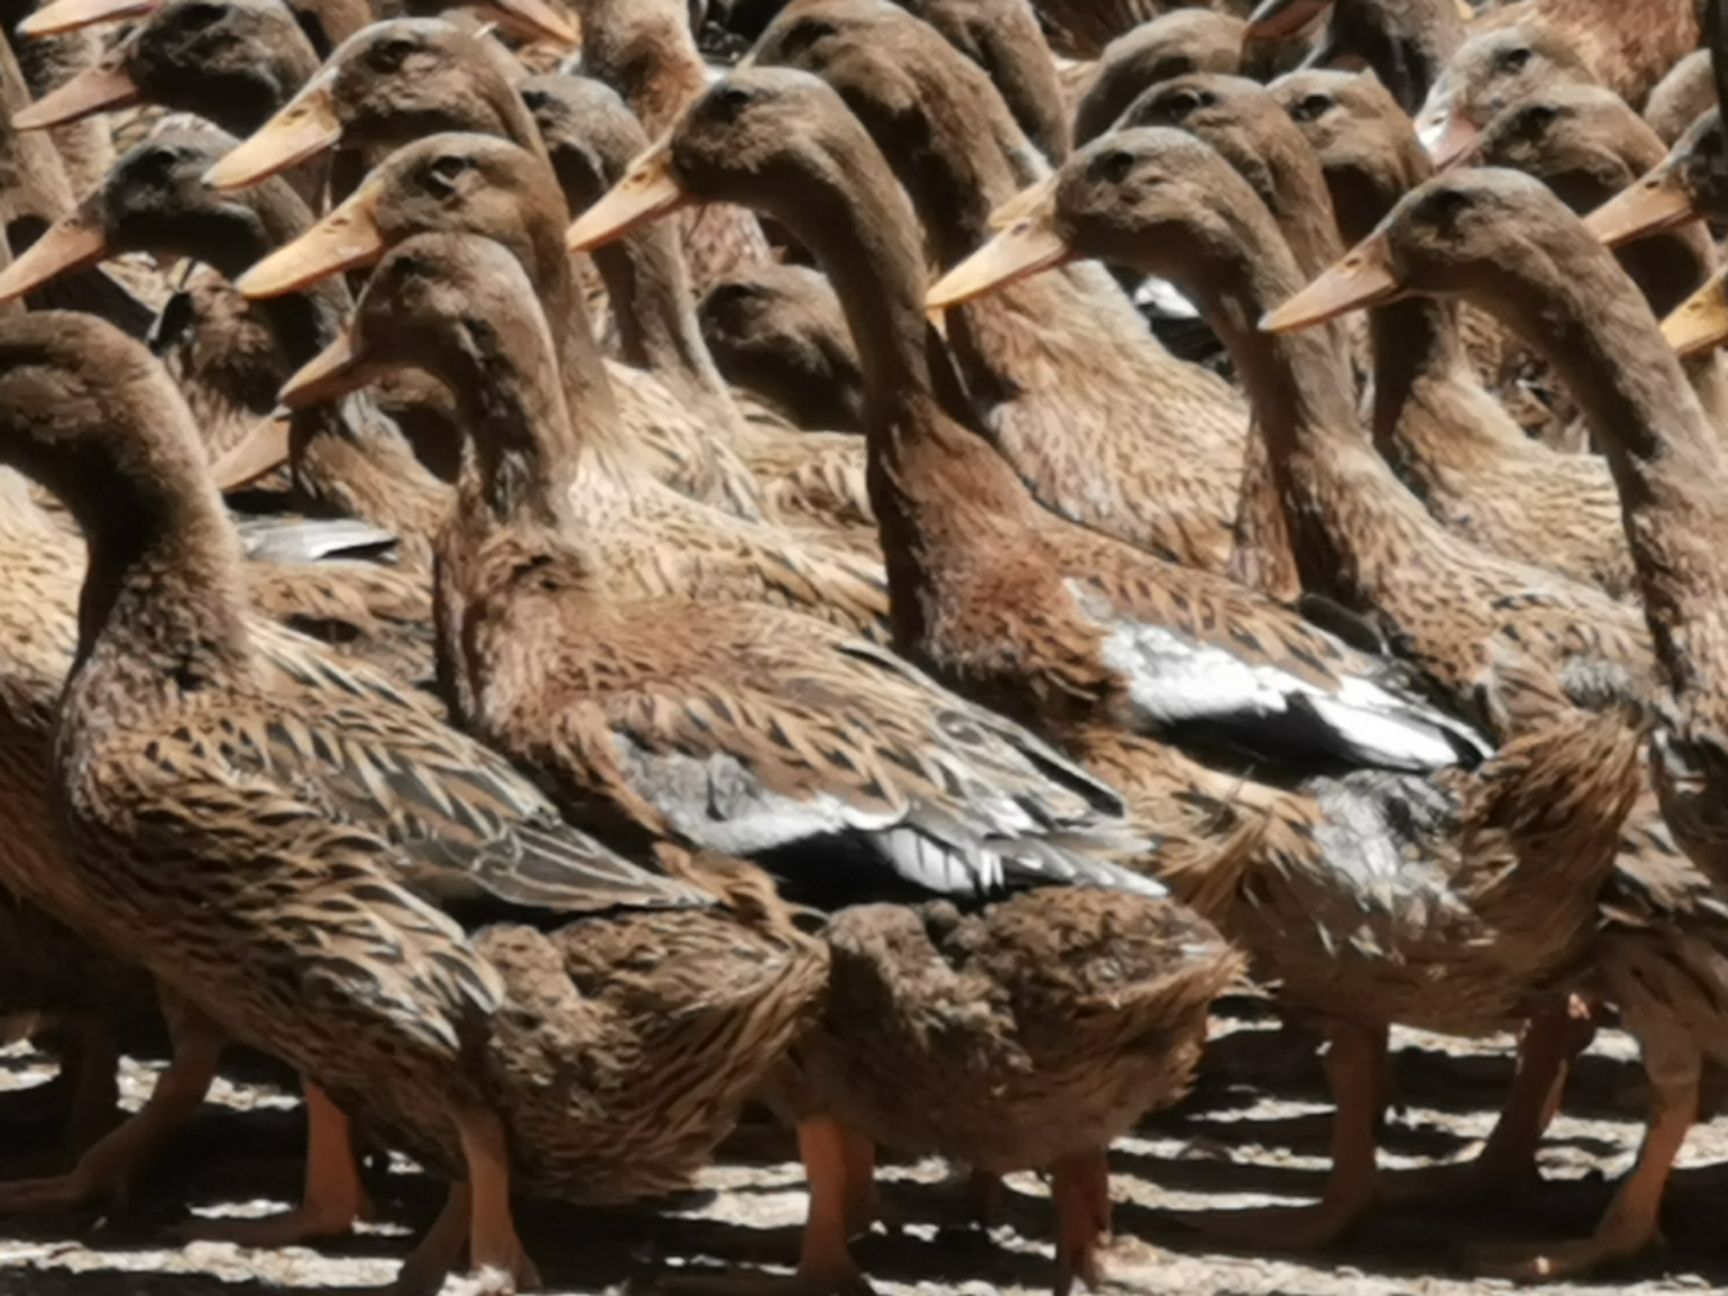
(1475, 82, 1728, 430)
(567, 0, 771, 290)
(0, 309, 832, 1295)
(22, 0, 369, 58)
(288, 220, 1237, 1296)
(1027, 0, 1200, 60)
(1415, 0, 1702, 166)
(892, 0, 1071, 162)
(1270, 67, 1640, 598)
(1242, 0, 1465, 115)
(1115, 68, 1353, 598)
(519, 71, 876, 536)
(571, 70, 1683, 1261)
(927, 124, 1722, 1265)
(0, 127, 452, 583)
(1071, 9, 1246, 147)
(236, 131, 893, 668)
(696, 262, 867, 434)
(207, 16, 772, 522)
(1266, 163, 1728, 1280)
(2, 0, 113, 195)
(1583, 0, 1728, 251)
(572, 68, 1495, 776)
(758, 0, 1251, 573)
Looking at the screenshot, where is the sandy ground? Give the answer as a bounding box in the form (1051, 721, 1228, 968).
(2, 1003, 1726, 1296)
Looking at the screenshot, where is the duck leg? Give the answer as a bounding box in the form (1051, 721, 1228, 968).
(389, 1182, 472, 1296)
(454, 1100, 540, 1293)
(0, 996, 221, 1215)
(1174, 1019, 1385, 1251)
(837, 1124, 877, 1237)
(1382, 996, 1596, 1204)
(1051, 1148, 1111, 1295)
(180, 1079, 373, 1245)
(1470, 1018, 1698, 1280)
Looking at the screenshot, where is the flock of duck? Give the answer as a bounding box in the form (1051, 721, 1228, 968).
(3, 0, 1728, 1289)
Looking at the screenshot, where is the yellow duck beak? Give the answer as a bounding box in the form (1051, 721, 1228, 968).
(1662, 271, 1728, 358)
(237, 178, 388, 298)
(927, 180, 1074, 310)
(209, 414, 294, 491)
(468, 0, 579, 47)
(203, 77, 340, 190)
(1243, 0, 1331, 42)
(1583, 166, 1699, 247)
(0, 205, 109, 303)
(565, 140, 692, 252)
(1262, 233, 1402, 332)
(278, 332, 380, 409)
(18, 0, 156, 36)
(12, 48, 140, 129)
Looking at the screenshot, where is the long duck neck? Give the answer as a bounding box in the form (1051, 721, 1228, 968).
(1484, 232, 1728, 697)
(1175, 203, 1451, 596)
(58, 393, 251, 707)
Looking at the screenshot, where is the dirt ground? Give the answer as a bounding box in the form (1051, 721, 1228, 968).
(2, 1003, 1726, 1296)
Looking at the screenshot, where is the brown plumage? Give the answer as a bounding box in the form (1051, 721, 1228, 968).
(567, 0, 771, 290)
(1272, 68, 1640, 599)
(760, 0, 1250, 572)
(1279, 163, 1728, 1280)
(251, 133, 891, 672)
(215, 17, 771, 521)
(1246, 0, 1465, 115)
(696, 262, 867, 434)
(521, 72, 875, 538)
(1072, 8, 1246, 146)
(0, 311, 798, 1291)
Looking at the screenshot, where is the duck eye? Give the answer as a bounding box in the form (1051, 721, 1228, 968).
(424, 154, 472, 194)
(1519, 103, 1557, 133)
(707, 83, 753, 120)
(1092, 148, 1135, 184)
(1422, 187, 1472, 225)
(1291, 93, 1332, 123)
(1496, 45, 1532, 73)
(370, 36, 417, 71)
(1161, 87, 1211, 120)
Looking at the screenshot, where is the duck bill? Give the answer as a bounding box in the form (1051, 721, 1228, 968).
(1418, 110, 1479, 169)
(927, 202, 1074, 310)
(12, 52, 140, 129)
(1262, 234, 1402, 332)
(0, 205, 108, 303)
(1243, 0, 1331, 42)
(236, 179, 386, 298)
(18, 0, 157, 36)
(565, 141, 691, 252)
(203, 80, 340, 190)
(1662, 273, 1728, 358)
(468, 0, 579, 46)
(278, 333, 379, 409)
(209, 414, 294, 491)
(1583, 167, 1699, 247)
(986, 173, 1057, 231)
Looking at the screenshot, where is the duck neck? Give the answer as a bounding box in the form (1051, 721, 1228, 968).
(62, 416, 250, 697)
(1490, 238, 1728, 697)
(592, 215, 733, 418)
(1178, 211, 1444, 592)
(447, 308, 586, 532)
(1367, 294, 1515, 458)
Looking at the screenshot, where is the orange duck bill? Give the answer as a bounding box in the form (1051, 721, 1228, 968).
(18, 0, 156, 36)
(1583, 165, 1701, 247)
(565, 140, 693, 252)
(277, 332, 380, 410)
(203, 76, 340, 191)
(1662, 269, 1728, 358)
(12, 48, 140, 129)
(1261, 233, 1403, 333)
(926, 179, 1074, 310)
(237, 178, 388, 299)
(468, 0, 579, 47)
(0, 203, 110, 303)
(1243, 0, 1332, 43)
